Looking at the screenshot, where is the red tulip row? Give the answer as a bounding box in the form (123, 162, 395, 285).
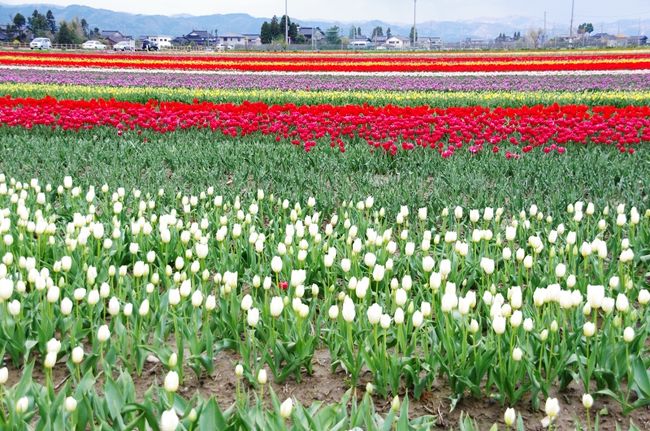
(0, 96, 647, 157)
(1, 51, 650, 72)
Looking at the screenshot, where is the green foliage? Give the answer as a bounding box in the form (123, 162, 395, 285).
(28, 9, 50, 38)
(0, 127, 647, 215)
(578, 23, 595, 35)
(325, 26, 341, 45)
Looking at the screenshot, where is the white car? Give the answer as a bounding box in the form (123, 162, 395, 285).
(30, 38, 52, 50)
(82, 40, 107, 50)
(113, 41, 135, 51)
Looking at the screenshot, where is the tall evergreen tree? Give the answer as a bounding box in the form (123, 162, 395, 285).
(46, 10, 57, 33)
(269, 16, 280, 40)
(260, 22, 272, 44)
(80, 18, 89, 38)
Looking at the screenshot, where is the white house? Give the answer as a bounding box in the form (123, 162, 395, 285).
(385, 36, 410, 49)
(243, 34, 262, 46)
(147, 36, 172, 48)
(219, 33, 246, 46)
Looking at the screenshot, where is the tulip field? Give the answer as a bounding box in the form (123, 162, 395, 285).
(0, 50, 649, 431)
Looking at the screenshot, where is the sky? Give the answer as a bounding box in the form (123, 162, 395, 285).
(2, 0, 650, 24)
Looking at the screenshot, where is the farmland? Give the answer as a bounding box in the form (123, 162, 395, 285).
(0, 50, 648, 431)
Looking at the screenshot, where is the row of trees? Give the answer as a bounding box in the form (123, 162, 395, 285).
(260, 15, 305, 44)
(348, 26, 393, 40)
(260, 17, 398, 46)
(6, 9, 99, 44)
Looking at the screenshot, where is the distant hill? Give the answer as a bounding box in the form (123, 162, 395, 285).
(0, 3, 647, 42)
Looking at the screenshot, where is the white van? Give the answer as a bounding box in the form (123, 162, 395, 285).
(30, 38, 52, 50)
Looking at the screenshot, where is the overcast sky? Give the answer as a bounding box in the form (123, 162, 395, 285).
(3, 0, 650, 23)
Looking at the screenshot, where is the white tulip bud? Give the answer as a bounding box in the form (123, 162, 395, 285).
(164, 370, 179, 392)
(97, 325, 110, 342)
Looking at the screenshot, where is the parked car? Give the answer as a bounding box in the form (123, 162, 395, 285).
(113, 41, 135, 51)
(141, 40, 159, 51)
(30, 38, 51, 50)
(82, 40, 107, 50)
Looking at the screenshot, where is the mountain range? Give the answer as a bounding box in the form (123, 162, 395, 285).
(1, 3, 648, 42)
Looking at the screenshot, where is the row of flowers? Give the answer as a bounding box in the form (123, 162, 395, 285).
(2, 82, 649, 108)
(0, 96, 648, 157)
(0, 174, 648, 429)
(2, 68, 649, 92)
(1, 51, 650, 72)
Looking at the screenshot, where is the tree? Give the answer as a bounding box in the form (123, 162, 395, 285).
(348, 26, 357, 39)
(56, 18, 83, 44)
(386, 27, 392, 38)
(28, 10, 50, 37)
(357, 26, 362, 37)
(577, 22, 594, 35)
(260, 22, 272, 44)
(409, 26, 418, 44)
(325, 26, 341, 45)
(80, 18, 89, 38)
(269, 16, 280, 40)
(46, 10, 57, 33)
(371, 26, 383, 39)
(13, 13, 26, 30)
(526, 28, 544, 48)
(10, 13, 27, 41)
(55, 22, 74, 44)
(289, 23, 301, 43)
(279, 15, 293, 42)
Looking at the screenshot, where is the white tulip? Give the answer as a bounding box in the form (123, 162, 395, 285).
(160, 409, 179, 431)
(16, 396, 29, 414)
(545, 397, 560, 418)
(97, 325, 110, 342)
(394, 307, 404, 325)
(342, 297, 355, 323)
(164, 370, 179, 392)
(412, 310, 424, 328)
(270, 296, 284, 317)
(247, 307, 260, 327)
(64, 396, 77, 412)
(492, 316, 506, 335)
(257, 369, 268, 385)
(280, 397, 293, 419)
(367, 303, 382, 325)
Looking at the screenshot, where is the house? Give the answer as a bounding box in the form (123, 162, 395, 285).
(628, 35, 648, 46)
(219, 33, 246, 46)
(298, 27, 325, 42)
(371, 35, 388, 45)
(606, 35, 630, 48)
(145, 35, 172, 48)
(462, 38, 490, 49)
(418, 37, 443, 50)
(385, 36, 410, 49)
(242, 34, 262, 46)
(348, 35, 372, 49)
(180, 30, 216, 46)
(100, 30, 131, 45)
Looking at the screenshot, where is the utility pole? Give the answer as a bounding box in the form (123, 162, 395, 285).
(544, 11, 547, 45)
(569, 0, 575, 40)
(413, 0, 417, 48)
(285, 0, 289, 45)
